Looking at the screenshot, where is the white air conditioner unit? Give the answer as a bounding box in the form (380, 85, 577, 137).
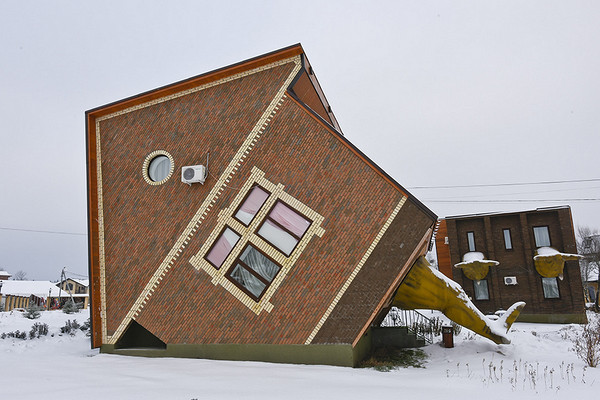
(181, 165, 206, 185)
(504, 276, 518, 286)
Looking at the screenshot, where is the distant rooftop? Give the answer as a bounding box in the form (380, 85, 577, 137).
(1, 280, 74, 298)
(443, 205, 571, 221)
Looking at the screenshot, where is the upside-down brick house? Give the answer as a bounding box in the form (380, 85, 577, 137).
(86, 44, 437, 366)
(435, 206, 586, 323)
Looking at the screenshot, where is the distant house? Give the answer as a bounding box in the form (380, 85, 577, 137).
(0, 270, 11, 281)
(583, 270, 598, 305)
(0, 281, 71, 311)
(435, 206, 587, 323)
(85, 44, 437, 366)
(56, 278, 89, 309)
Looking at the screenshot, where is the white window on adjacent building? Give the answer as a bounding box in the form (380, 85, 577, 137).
(542, 277, 560, 299)
(503, 228, 513, 250)
(467, 231, 476, 252)
(533, 226, 551, 248)
(473, 279, 489, 300)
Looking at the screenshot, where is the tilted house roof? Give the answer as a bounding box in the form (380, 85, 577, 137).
(86, 44, 437, 366)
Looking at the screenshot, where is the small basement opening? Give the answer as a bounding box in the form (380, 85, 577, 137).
(114, 320, 166, 350)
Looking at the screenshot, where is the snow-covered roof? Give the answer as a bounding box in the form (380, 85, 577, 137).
(0, 270, 12, 277)
(0, 280, 72, 298)
(61, 278, 89, 287)
(444, 205, 571, 220)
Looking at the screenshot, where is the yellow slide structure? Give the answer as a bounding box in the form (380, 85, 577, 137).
(393, 256, 525, 344)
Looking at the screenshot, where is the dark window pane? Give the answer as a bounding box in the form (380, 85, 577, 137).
(230, 264, 266, 298)
(239, 246, 280, 282)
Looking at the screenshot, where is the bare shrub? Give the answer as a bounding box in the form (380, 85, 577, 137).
(573, 318, 600, 367)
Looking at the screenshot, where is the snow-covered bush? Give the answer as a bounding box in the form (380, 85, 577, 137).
(1, 330, 27, 340)
(80, 318, 91, 336)
(60, 319, 80, 335)
(23, 302, 42, 319)
(450, 321, 462, 336)
(410, 316, 443, 337)
(29, 322, 49, 339)
(574, 317, 600, 367)
(62, 299, 79, 314)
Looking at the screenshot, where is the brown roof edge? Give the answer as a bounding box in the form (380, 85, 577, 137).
(85, 113, 102, 348)
(85, 43, 305, 119)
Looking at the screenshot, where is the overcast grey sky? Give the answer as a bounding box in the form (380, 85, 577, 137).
(1, 1, 599, 280)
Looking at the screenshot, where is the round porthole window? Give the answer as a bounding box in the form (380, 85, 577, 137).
(142, 151, 174, 185)
(148, 155, 170, 182)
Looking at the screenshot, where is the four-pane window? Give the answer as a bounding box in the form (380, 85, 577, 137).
(204, 188, 313, 302)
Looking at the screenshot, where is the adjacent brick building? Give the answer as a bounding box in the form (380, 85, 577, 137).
(435, 206, 586, 323)
(85, 44, 437, 366)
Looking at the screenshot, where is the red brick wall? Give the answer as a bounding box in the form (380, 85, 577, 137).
(441, 208, 585, 316)
(97, 62, 296, 337)
(93, 61, 434, 346)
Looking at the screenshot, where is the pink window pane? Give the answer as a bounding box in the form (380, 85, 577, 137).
(269, 202, 311, 238)
(235, 186, 269, 225)
(206, 228, 240, 268)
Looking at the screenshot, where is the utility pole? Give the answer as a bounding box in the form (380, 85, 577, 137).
(59, 267, 76, 309)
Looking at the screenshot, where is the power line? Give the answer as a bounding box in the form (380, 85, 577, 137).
(409, 178, 600, 190)
(424, 198, 600, 203)
(427, 185, 600, 200)
(0, 227, 87, 236)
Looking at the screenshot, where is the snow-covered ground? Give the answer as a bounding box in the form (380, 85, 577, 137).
(0, 309, 597, 399)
